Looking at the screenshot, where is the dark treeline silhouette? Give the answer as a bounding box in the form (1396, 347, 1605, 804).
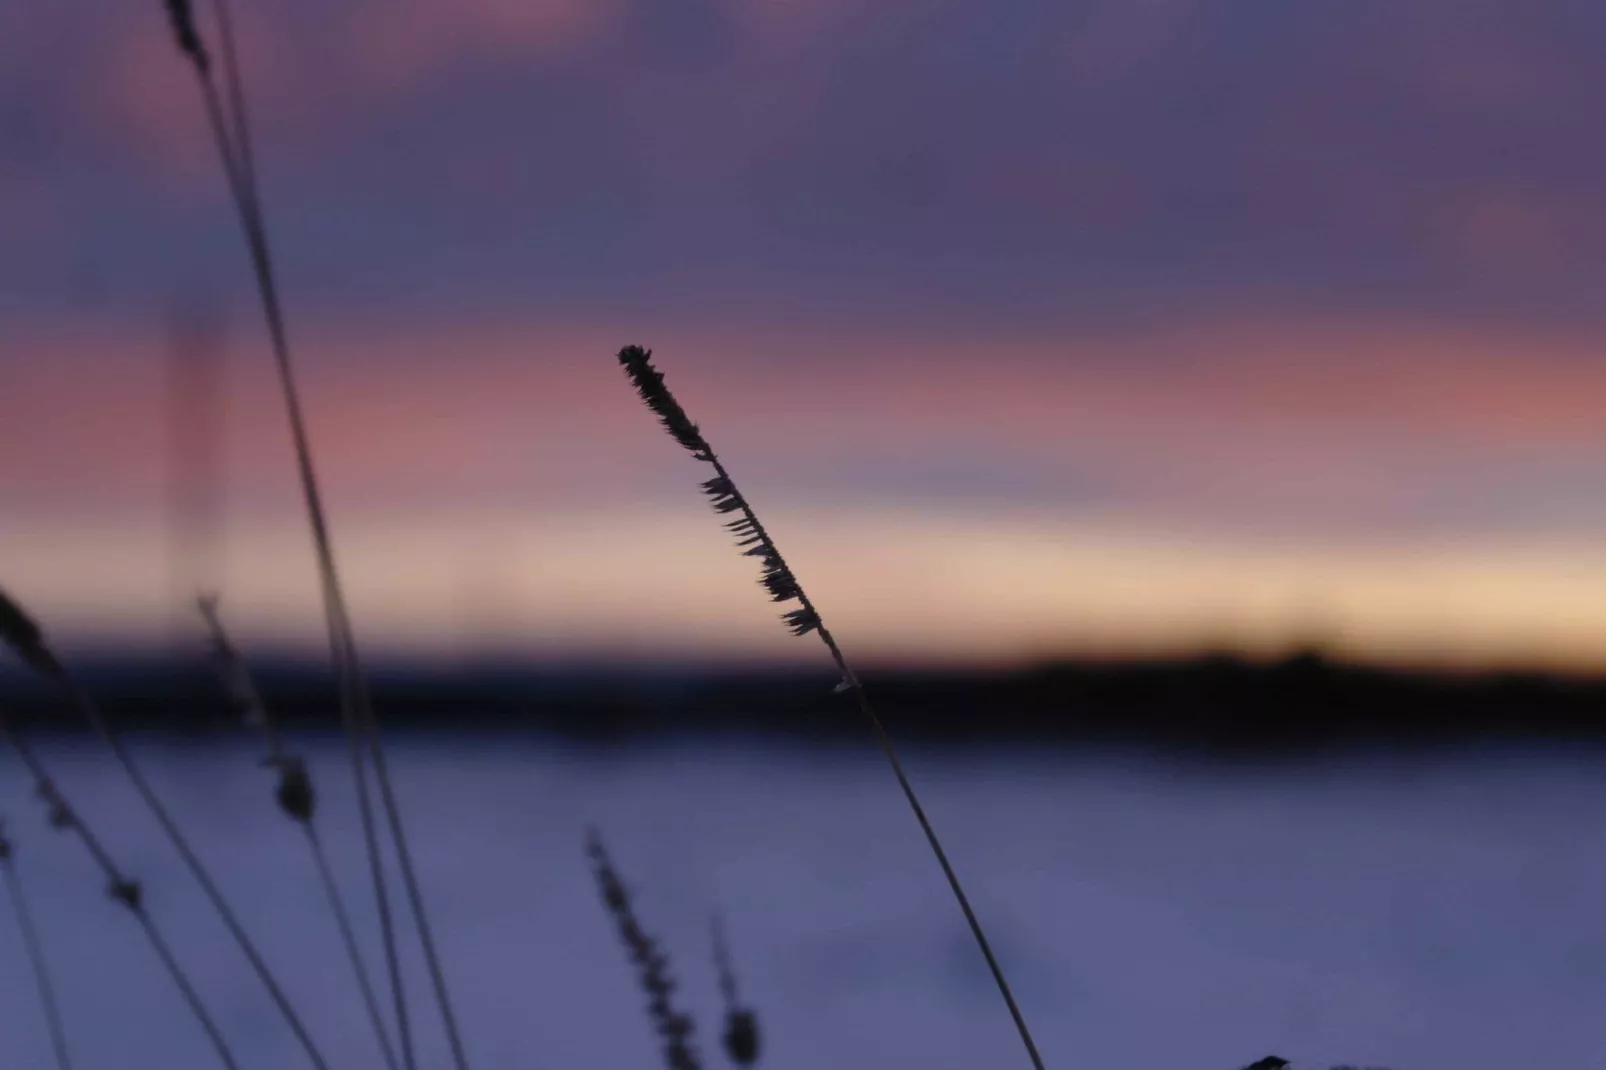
(4, 647, 1605, 751)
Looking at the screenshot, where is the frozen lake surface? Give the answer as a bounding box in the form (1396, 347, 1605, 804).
(2, 733, 1604, 1070)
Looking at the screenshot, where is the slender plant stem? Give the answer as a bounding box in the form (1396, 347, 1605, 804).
(186, 30, 406, 1053)
(170, 4, 474, 1064)
(710, 913, 737, 1008)
(304, 820, 403, 1070)
(617, 346, 1045, 1069)
(360, 680, 474, 1070)
(133, 909, 244, 1070)
(195, 77, 418, 1049)
(708, 912, 759, 1068)
(207, 0, 258, 224)
(0, 715, 240, 1070)
(201, 594, 403, 1070)
(334, 644, 418, 1070)
(1, 828, 75, 1070)
(834, 644, 1044, 1068)
(56, 680, 332, 1070)
(705, 456, 1045, 1067)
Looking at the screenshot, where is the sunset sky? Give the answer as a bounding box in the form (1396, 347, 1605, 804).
(9, 1, 1606, 670)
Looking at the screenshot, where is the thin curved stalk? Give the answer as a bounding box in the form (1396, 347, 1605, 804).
(709, 912, 759, 1068)
(0, 714, 240, 1070)
(0, 822, 75, 1070)
(57, 677, 334, 1070)
(160, 2, 473, 1065)
(0, 588, 331, 1069)
(615, 345, 1045, 1069)
(305, 821, 403, 1070)
(199, 594, 402, 1070)
(198, 591, 404, 1066)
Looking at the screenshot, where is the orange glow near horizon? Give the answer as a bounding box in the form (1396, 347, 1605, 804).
(15, 0, 1606, 680)
(9, 314, 1606, 672)
(8, 504, 1606, 674)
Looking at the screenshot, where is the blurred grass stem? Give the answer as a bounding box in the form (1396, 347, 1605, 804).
(0, 710, 240, 1070)
(162, 1, 473, 1065)
(0, 820, 75, 1070)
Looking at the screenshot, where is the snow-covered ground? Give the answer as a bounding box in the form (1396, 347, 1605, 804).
(2, 733, 1602, 1069)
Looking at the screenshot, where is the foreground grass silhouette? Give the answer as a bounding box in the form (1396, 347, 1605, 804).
(615, 343, 1045, 1068)
(0, 4, 1426, 1069)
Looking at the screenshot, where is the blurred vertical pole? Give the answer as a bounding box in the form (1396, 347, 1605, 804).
(164, 295, 228, 658)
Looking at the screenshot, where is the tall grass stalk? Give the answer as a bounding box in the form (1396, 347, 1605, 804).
(199, 594, 403, 1070)
(0, 818, 74, 1070)
(164, 10, 410, 1064)
(0, 713, 237, 1065)
(709, 913, 759, 1068)
(615, 345, 1046, 1069)
(5, 746, 242, 1070)
(160, 1, 472, 1065)
(0, 587, 332, 1069)
(588, 829, 703, 1070)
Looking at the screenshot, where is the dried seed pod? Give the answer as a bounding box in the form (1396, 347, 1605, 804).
(163, 0, 210, 70)
(34, 781, 74, 831)
(198, 596, 270, 730)
(720, 1008, 759, 1067)
(710, 914, 760, 1066)
(272, 758, 315, 823)
(0, 588, 65, 680)
(109, 878, 143, 911)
